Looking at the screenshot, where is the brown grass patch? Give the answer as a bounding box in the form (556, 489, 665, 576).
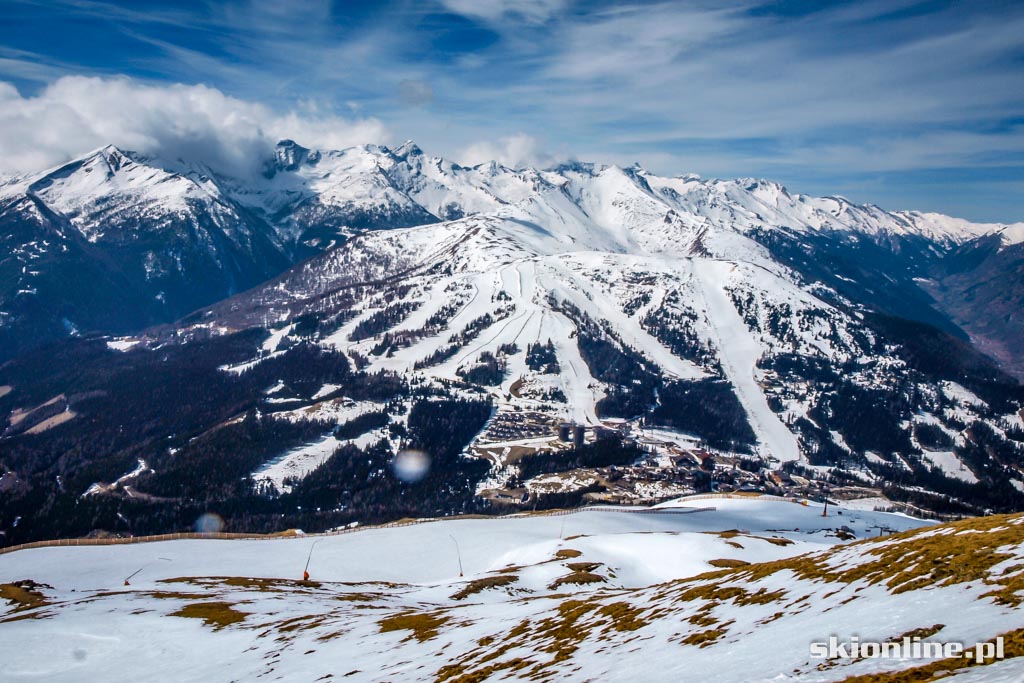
(681, 623, 733, 648)
(0, 580, 52, 621)
(549, 572, 606, 590)
(680, 514, 1024, 606)
(170, 601, 249, 629)
(892, 624, 944, 642)
(709, 558, 750, 568)
(451, 575, 519, 600)
(597, 602, 648, 632)
(378, 611, 450, 642)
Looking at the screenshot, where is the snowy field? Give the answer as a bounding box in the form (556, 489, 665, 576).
(7, 497, 1022, 682)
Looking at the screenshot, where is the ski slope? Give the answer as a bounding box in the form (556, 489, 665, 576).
(694, 260, 801, 462)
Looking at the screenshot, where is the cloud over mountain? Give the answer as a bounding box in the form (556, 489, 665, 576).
(0, 76, 388, 177)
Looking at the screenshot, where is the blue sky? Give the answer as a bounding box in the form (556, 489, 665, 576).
(0, 0, 1022, 221)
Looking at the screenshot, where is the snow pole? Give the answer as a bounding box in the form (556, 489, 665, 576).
(123, 558, 171, 586)
(449, 534, 463, 577)
(303, 539, 321, 581)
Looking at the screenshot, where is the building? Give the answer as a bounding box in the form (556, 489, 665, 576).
(557, 422, 573, 442)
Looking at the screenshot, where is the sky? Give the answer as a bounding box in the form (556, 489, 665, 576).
(0, 0, 1022, 221)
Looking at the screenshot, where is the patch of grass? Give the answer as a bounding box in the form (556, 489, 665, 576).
(554, 549, 582, 559)
(549, 572, 606, 590)
(679, 514, 1024, 607)
(892, 624, 944, 642)
(277, 614, 330, 633)
(737, 588, 787, 606)
(336, 592, 379, 602)
(378, 610, 450, 642)
(0, 580, 51, 611)
(451, 575, 519, 601)
(712, 529, 742, 539)
(0, 580, 52, 621)
(678, 583, 747, 603)
(535, 600, 599, 662)
(437, 599, 605, 682)
(148, 591, 203, 601)
(565, 562, 602, 573)
(688, 612, 718, 627)
(681, 623, 732, 648)
(438, 657, 531, 683)
(709, 559, 750, 568)
(760, 536, 795, 546)
(170, 601, 249, 629)
(597, 602, 648, 632)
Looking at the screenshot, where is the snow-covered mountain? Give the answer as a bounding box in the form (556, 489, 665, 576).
(3, 139, 1021, 364)
(2, 497, 1022, 682)
(0, 146, 289, 358)
(144, 147, 1024, 500)
(1, 140, 1023, 545)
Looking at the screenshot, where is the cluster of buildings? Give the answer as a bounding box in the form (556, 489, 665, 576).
(481, 411, 556, 442)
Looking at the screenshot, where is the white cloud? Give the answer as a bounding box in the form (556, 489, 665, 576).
(458, 133, 559, 169)
(0, 76, 389, 177)
(437, 0, 567, 24)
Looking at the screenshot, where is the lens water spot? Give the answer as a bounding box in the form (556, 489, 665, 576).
(392, 450, 430, 483)
(195, 513, 224, 533)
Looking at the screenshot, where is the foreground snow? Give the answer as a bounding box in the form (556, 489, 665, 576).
(7, 498, 1023, 682)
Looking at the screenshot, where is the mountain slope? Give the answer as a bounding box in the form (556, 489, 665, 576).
(158, 168, 1024, 499)
(924, 229, 1024, 378)
(3, 140, 1020, 367)
(0, 146, 291, 356)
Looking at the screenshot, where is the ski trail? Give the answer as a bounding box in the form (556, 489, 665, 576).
(694, 259, 800, 462)
(544, 255, 704, 381)
(534, 265, 603, 425)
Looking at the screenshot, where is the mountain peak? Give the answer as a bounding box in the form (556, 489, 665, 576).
(393, 140, 424, 159)
(274, 139, 312, 171)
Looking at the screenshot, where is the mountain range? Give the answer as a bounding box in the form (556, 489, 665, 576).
(1, 140, 1023, 544)
(3, 140, 1022, 370)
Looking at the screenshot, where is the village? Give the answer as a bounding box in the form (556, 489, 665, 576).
(469, 408, 900, 516)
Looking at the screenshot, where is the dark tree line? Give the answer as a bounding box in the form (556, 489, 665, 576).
(649, 379, 756, 453)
